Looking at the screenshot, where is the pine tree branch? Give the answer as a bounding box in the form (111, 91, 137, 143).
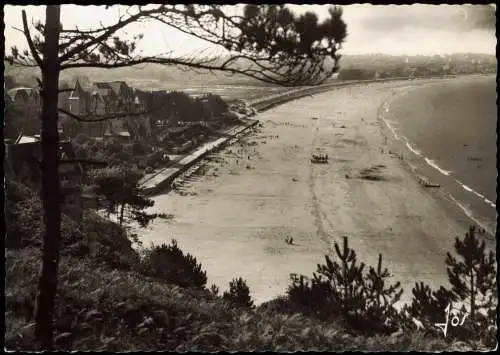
(58, 6, 166, 63)
(22, 10, 43, 68)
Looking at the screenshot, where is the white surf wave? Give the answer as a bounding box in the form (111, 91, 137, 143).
(447, 194, 494, 235)
(483, 198, 496, 208)
(453, 178, 496, 209)
(404, 140, 422, 156)
(461, 184, 473, 192)
(424, 157, 452, 176)
(382, 118, 400, 140)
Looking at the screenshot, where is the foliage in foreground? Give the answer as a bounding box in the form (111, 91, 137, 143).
(404, 226, 497, 348)
(286, 237, 404, 336)
(139, 239, 208, 289)
(4, 179, 496, 351)
(284, 227, 497, 348)
(6, 248, 460, 352)
(222, 278, 255, 309)
(5, 179, 140, 271)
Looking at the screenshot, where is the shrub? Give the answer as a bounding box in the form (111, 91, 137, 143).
(286, 237, 403, 336)
(5, 189, 83, 251)
(131, 142, 148, 155)
(257, 295, 291, 315)
(210, 284, 220, 297)
(5, 194, 44, 249)
(145, 151, 166, 167)
(222, 278, 254, 309)
(109, 150, 133, 165)
(202, 93, 229, 118)
(81, 211, 141, 271)
(405, 225, 497, 348)
(5, 179, 35, 202)
(5, 173, 139, 269)
(140, 239, 207, 289)
(362, 254, 404, 334)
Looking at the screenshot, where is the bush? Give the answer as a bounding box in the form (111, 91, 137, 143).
(140, 239, 207, 289)
(81, 211, 141, 271)
(5, 179, 35, 202)
(5, 188, 83, 251)
(5, 176, 139, 271)
(5, 195, 44, 249)
(131, 142, 148, 155)
(405, 225, 497, 348)
(145, 151, 167, 167)
(257, 295, 291, 315)
(109, 150, 133, 165)
(222, 278, 254, 309)
(286, 237, 403, 336)
(202, 93, 229, 118)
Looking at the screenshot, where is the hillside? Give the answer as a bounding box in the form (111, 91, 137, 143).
(4, 59, 274, 90)
(5, 53, 496, 92)
(6, 247, 472, 352)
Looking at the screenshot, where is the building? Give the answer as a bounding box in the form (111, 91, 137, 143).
(7, 79, 152, 142)
(5, 87, 41, 136)
(5, 137, 84, 222)
(64, 79, 148, 139)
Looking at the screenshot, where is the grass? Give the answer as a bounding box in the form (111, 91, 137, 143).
(5, 246, 478, 352)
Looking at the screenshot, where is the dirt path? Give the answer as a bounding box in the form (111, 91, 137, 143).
(138, 80, 478, 306)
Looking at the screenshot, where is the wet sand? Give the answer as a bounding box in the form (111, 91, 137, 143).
(137, 79, 495, 307)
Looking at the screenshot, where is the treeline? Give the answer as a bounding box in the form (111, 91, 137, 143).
(3, 61, 269, 90)
(140, 91, 234, 125)
(336, 53, 496, 80)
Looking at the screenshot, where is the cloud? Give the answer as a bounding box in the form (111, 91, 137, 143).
(463, 5, 496, 30)
(3, 4, 496, 57)
(339, 4, 496, 55)
(355, 5, 495, 32)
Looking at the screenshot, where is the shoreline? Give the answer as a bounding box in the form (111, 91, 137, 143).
(139, 74, 491, 196)
(377, 78, 497, 239)
(136, 79, 487, 307)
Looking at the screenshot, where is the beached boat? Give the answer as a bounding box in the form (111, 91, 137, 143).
(311, 153, 328, 164)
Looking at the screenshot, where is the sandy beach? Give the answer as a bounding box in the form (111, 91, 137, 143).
(137, 79, 495, 307)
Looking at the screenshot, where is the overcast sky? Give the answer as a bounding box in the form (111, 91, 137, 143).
(3, 4, 496, 57)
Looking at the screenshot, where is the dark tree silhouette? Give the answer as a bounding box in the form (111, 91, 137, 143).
(405, 225, 497, 345)
(6, 4, 347, 349)
(445, 226, 496, 332)
(222, 277, 255, 309)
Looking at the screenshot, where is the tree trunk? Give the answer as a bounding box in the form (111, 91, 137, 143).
(34, 5, 62, 350)
(470, 271, 475, 330)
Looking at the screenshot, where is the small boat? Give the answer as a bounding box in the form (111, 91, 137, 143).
(311, 153, 328, 164)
